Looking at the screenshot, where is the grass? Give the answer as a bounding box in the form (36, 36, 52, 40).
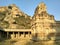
(0, 40, 11, 45)
(0, 39, 18, 45)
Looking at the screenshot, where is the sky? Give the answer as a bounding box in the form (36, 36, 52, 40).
(0, 0, 60, 20)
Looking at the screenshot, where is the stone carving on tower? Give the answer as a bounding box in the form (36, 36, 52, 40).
(35, 2, 47, 14)
(31, 2, 56, 40)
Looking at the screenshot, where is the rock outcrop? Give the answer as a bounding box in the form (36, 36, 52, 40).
(0, 4, 31, 29)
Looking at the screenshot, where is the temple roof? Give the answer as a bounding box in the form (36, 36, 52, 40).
(0, 29, 31, 32)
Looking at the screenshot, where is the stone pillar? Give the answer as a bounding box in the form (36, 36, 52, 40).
(29, 32, 32, 39)
(16, 34, 18, 38)
(7, 32, 9, 39)
(24, 32, 25, 37)
(21, 32, 24, 38)
(0, 31, 1, 38)
(18, 32, 20, 38)
(11, 32, 15, 39)
(2, 31, 4, 38)
(28, 32, 30, 38)
(13, 32, 15, 38)
(19, 32, 21, 37)
(29, 32, 31, 37)
(26, 32, 29, 38)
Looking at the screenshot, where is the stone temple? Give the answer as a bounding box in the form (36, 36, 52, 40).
(0, 2, 60, 40)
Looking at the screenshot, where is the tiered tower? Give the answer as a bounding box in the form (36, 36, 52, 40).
(31, 2, 56, 40)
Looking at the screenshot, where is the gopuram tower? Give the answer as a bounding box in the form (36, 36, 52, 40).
(31, 2, 56, 40)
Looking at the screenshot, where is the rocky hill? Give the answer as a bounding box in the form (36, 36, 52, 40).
(0, 4, 31, 29)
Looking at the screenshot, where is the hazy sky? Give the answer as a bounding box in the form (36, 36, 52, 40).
(0, 0, 60, 20)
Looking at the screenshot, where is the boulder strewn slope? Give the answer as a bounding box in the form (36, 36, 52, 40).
(0, 4, 31, 29)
